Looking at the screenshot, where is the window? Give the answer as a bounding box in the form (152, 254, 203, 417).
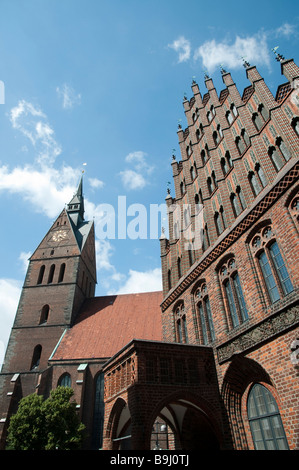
(226, 110, 233, 125)
(268, 138, 291, 172)
(252, 112, 263, 131)
(268, 146, 284, 171)
(39, 304, 49, 324)
(251, 226, 293, 303)
(195, 283, 215, 344)
(289, 192, 299, 226)
(221, 151, 233, 176)
(201, 149, 207, 165)
(249, 171, 262, 196)
(58, 263, 66, 283)
(48, 264, 55, 284)
(276, 137, 291, 162)
(177, 257, 182, 279)
(214, 206, 227, 236)
(167, 269, 172, 290)
(92, 373, 105, 449)
(58, 373, 71, 387)
(37, 265, 45, 284)
(236, 129, 250, 155)
(30, 345, 42, 370)
(174, 303, 188, 343)
(219, 257, 248, 328)
(248, 384, 289, 450)
(231, 193, 242, 217)
(292, 117, 299, 136)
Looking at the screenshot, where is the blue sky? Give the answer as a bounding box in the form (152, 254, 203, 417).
(0, 0, 298, 363)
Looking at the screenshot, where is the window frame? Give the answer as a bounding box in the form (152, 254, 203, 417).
(247, 383, 289, 450)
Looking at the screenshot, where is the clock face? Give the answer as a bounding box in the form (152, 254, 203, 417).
(51, 230, 68, 242)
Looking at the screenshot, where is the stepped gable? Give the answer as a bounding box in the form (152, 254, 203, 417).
(51, 290, 163, 360)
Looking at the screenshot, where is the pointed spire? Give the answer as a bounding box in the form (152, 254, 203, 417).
(67, 174, 85, 225)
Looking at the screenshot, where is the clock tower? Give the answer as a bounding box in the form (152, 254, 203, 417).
(0, 176, 96, 389)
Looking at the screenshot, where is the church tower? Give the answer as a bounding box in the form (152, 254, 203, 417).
(0, 176, 96, 447)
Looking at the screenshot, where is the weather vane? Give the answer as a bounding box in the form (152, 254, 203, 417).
(241, 56, 251, 68)
(272, 46, 285, 62)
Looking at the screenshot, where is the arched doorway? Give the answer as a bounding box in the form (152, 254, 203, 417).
(148, 397, 221, 450)
(105, 398, 131, 450)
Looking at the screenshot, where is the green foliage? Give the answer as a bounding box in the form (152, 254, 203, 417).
(7, 387, 85, 450)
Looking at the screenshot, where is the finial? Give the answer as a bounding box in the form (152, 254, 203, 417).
(192, 75, 197, 84)
(241, 56, 251, 68)
(220, 64, 227, 75)
(272, 46, 285, 62)
(177, 119, 182, 129)
(204, 70, 210, 80)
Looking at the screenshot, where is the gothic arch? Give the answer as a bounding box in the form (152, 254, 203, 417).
(105, 397, 131, 450)
(221, 355, 273, 449)
(145, 390, 222, 450)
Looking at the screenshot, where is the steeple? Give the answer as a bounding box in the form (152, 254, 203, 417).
(67, 175, 85, 226)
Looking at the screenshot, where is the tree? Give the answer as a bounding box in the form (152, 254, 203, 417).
(7, 387, 85, 450)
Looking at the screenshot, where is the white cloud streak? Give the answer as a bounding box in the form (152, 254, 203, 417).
(120, 151, 154, 190)
(56, 84, 81, 109)
(10, 100, 62, 166)
(112, 267, 162, 294)
(194, 33, 270, 73)
(168, 36, 191, 63)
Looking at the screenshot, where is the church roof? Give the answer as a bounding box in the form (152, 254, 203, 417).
(50, 290, 163, 361)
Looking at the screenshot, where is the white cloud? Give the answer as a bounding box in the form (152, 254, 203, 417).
(194, 33, 270, 73)
(113, 267, 162, 294)
(10, 100, 62, 166)
(119, 169, 147, 190)
(0, 164, 80, 218)
(168, 36, 191, 63)
(19, 251, 31, 274)
(56, 84, 81, 109)
(120, 151, 154, 190)
(88, 177, 104, 189)
(275, 23, 296, 38)
(0, 279, 22, 367)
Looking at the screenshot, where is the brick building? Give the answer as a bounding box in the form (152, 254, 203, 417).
(0, 54, 298, 451)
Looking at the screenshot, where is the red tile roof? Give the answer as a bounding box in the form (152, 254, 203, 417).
(51, 291, 163, 361)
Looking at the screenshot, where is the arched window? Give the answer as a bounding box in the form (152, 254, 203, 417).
(180, 181, 185, 196)
(247, 384, 289, 450)
(288, 192, 299, 226)
(276, 137, 291, 162)
(219, 257, 248, 328)
(252, 112, 263, 131)
(92, 373, 105, 449)
(226, 110, 233, 125)
(37, 265, 45, 284)
(195, 283, 215, 344)
(230, 193, 242, 217)
(39, 304, 49, 324)
(167, 269, 172, 290)
(249, 171, 262, 197)
(30, 345, 42, 370)
(235, 136, 245, 155)
(177, 257, 182, 279)
(58, 373, 71, 387)
(58, 263, 66, 283)
(291, 117, 299, 136)
(174, 303, 188, 343)
(201, 149, 207, 165)
(213, 130, 219, 146)
(268, 146, 283, 172)
(48, 264, 55, 284)
(251, 226, 293, 303)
